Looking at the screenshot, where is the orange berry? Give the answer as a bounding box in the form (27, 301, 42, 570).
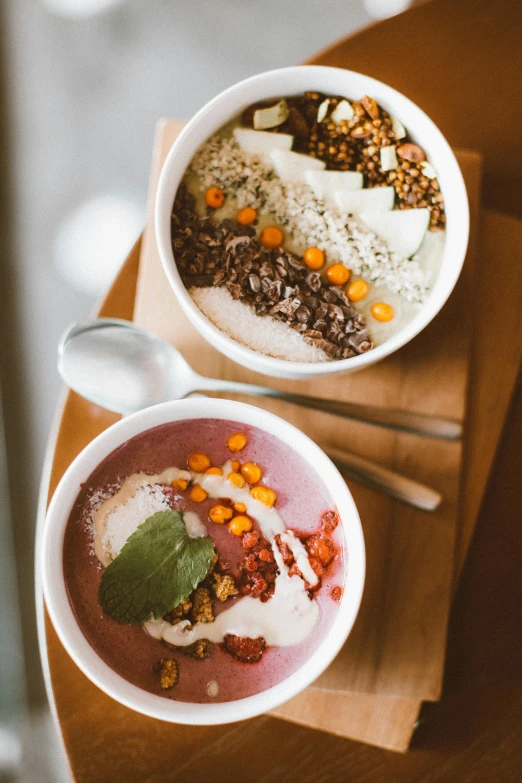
(189, 484, 208, 503)
(172, 477, 189, 491)
(249, 485, 277, 508)
(228, 472, 246, 489)
(230, 459, 241, 473)
(229, 515, 253, 536)
(240, 462, 262, 484)
(326, 263, 350, 286)
(237, 207, 257, 225)
(233, 501, 247, 513)
(208, 504, 234, 524)
(260, 226, 284, 248)
(303, 247, 325, 270)
(205, 187, 225, 208)
(188, 452, 211, 472)
(346, 279, 369, 302)
(227, 433, 247, 453)
(204, 466, 223, 475)
(371, 302, 395, 322)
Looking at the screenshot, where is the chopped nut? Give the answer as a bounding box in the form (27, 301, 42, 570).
(192, 587, 214, 624)
(316, 98, 330, 123)
(361, 95, 379, 120)
(213, 573, 239, 602)
(397, 143, 426, 162)
(157, 658, 178, 690)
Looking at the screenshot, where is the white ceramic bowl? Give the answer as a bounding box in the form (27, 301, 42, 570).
(42, 398, 365, 725)
(156, 65, 469, 380)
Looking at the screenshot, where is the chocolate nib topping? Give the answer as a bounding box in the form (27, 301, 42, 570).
(172, 187, 373, 360)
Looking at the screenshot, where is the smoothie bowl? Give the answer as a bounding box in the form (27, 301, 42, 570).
(42, 399, 365, 724)
(156, 66, 469, 380)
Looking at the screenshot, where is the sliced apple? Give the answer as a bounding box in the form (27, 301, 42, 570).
(233, 128, 293, 157)
(269, 149, 326, 183)
(335, 186, 395, 216)
(359, 208, 430, 258)
(305, 170, 363, 203)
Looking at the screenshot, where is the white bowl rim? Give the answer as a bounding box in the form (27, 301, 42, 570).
(42, 398, 365, 725)
(155, 64, 469, 379)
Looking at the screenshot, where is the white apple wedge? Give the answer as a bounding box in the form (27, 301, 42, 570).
(335, 186, 395, 216)
(233, 128, 294, 157)
(269, 149, 325, 183)
(305, 170, 363, 204)
(359, 208, 431, 258)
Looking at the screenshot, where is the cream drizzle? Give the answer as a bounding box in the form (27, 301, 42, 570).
(92, 460, 321, 649)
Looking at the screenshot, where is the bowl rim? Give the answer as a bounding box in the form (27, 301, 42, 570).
(42, 397, 365, 724)
(155, 64, 469, 378)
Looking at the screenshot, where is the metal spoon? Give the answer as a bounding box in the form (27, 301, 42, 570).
(58, 319, 461, 440)
(57, 318, 442, 511)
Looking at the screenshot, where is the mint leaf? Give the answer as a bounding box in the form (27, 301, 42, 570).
(98, 509, 214, 624)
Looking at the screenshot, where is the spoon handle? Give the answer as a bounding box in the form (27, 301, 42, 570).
(324, 446, 442, 512)
(197, 379, 462, 441)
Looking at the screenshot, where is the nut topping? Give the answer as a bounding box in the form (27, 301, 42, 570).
(396, 143, 426, 162)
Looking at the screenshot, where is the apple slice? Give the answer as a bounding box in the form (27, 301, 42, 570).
(233, 128, 293, 157)
(359, 208, 431, 258)
(269, 149, 326, 183)
(335, 186, 395, 216)
(305, 170, 363, 204)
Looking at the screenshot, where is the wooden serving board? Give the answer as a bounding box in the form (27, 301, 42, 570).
(134, 121, 481, 704)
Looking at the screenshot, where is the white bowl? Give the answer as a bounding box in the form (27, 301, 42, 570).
(155, 65, 469, 380)
(42, 398, 365, 725)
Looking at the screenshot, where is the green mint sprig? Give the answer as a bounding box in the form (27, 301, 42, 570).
(98, 509, 214, 624)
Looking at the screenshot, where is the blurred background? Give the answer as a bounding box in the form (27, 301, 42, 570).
(0, 0, 412, 780)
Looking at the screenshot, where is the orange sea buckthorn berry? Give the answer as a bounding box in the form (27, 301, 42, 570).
(188, 452, 211, 472)
(205, 187, 225, 209)
(230, 459, 241, 473)
(240, 462, 262, 484)
(303, 246, 325, 271)
(233, 501, 247, 513)
(326, 263, 350, 286)
(249, 485, 277, 508)
(371, 302, 395, 322)
(229, 515, 253, 536)
(260, 225, 284, 248)
(208, 504, 234, 524)
(204, 466, 223, 476)
(227, 432, 247, 453)
(346, 279, 369, 302)
(237, 206, 257, 225)
(228, 472, 247, 489)
(172, 477, 189, 491)
(189, 484, 208, 503)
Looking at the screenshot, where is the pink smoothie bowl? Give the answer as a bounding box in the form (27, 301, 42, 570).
(41, 398, 365, 725)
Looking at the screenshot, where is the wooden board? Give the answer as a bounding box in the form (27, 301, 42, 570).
(134, 121, 480, 703)
(42, 207, 522, 762)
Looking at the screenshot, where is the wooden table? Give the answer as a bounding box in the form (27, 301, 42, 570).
(37, 0, 522, 779)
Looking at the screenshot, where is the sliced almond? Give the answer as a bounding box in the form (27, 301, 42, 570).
(380, 145, 398, 172)
(397, 143, 426, 162)
(317, 99, 330, 123)
(391, 115, 406, 139)
(350, 125, 372, 139)
(361, 95, 379, 120)
(420, 161, 437, 179)
(253, 99, 289, 130)
(330, 99, 354, 124)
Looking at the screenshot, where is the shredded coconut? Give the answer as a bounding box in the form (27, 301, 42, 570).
(102, 484, 170, 558)
(190, 286, 330, 363)
(190, 134, 431, 302)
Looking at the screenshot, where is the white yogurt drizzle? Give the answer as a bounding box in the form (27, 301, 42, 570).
(92, 459, 320, 648)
